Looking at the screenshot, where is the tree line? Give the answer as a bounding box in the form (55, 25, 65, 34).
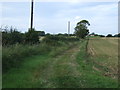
(1, 20, 119, 46)
(89, 32, 120, 37)
(1, 20, 90, 46)
(1, 26, 76, 46)
(1, 26, 45, 46)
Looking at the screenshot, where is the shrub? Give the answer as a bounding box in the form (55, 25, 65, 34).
(2, 44, 51, 73)
(42, 36, 79, 46)
(106, 34, 113, 37)
(2, 29, 23, 46)
(2, 27, 40, 46)
(24, 28, 39, 44)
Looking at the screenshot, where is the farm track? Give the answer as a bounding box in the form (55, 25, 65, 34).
(3, 42, 83, 88)
(30, 43, 82, 88)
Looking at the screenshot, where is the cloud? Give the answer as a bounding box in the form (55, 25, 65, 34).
(1, 2, 118, 35)
(34, 17, 70, 34)
(1, 17, 30, 32)
(46, 2, 117, 34)
(0, 0, 118, 2)
(75, 16, 81, 20)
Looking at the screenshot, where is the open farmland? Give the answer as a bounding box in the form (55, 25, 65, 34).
(3, 37, 119, 88)
(88, 37, 118, 79)
(2, 1, 119, 89)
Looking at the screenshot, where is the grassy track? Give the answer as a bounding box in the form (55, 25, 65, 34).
(3, 41, 81, 88)
(3, 38, 118, 88)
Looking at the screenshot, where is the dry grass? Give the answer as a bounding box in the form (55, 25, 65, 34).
(88, 37, 118, 79)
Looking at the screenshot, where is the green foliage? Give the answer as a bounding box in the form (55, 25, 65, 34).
(2, 54, 51, 88)
(2, 27, 23, 46)
(114, 33, 120, 37)
(24, 28, 39, 44)
(55, 33, 75, 37)
(43, 35, 79, 46)
(45, 33, 51, 36)
(3, 39, 118, 88)
(2, 35, 79, 73)
(2, 41, 80, 88)
(99, 35, 105, 37)
(36, 31, 45, 36)
(74, 20, 90, 38)
(2, 27, 41, 46)
(2, 44, 51, 73)
(106, 34, 113, 37)
(2, 41, 79, 88)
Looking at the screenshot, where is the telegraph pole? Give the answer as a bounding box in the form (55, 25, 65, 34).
(30, 0, 34, 30)
(68, 21, 70, 36)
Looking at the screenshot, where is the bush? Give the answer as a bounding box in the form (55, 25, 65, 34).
(42, 36, 79, 46)
(2, 27, 40, 46)
(24, 28, 39, 44)
(114, 33, 120, 37)
(99, 35, 105, 37)
(106, 34, 113, 37)
(2, 34, 80, 73)
(2, 29, 24, 46)
(2, 44, 51, 73)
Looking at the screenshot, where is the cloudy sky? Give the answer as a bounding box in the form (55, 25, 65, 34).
(1, 1, 118, 35)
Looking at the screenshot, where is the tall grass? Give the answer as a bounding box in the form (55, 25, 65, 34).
(2, 36, 80, 73)
(2, 43, 52, 73)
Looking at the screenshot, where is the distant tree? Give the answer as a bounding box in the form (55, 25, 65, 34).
(36, 31, 45, 36)
(74, 20, 90, 38)
(114, 34, 118, 37)
(46, 33, 51, 36)
(99, 35, 105, 37)
(118, 33, 120, 37)
(94, 34, 99, 36)
(63, 33, 68, 36)
(114, 33, 120, 37)
(91, 32, 95, 35)
(57, 33, 63, 36)
(40, 31, 45, 36)
(70, 34, 75, 36)
(106, 34, 113, 37)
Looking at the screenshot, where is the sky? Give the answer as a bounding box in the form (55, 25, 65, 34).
(0, 1, 118, 35)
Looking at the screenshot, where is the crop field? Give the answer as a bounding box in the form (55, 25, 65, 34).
(88, 37, 118, 79)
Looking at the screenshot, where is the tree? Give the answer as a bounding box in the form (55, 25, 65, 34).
(39, 31, 45, 36)
(106, 34, 113, 37)
(114, 33, 120, 37)
(2, 26, 23, 46)
(25, 28, 39, 44)
(74, 20, 90, 38)
(99, 35, 105, 37)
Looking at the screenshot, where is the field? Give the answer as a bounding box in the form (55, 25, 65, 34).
(2, 37, 119, 88)
(88, 37, 118, 79)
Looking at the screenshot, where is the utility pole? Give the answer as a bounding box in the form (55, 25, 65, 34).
(30, 0, 34, 30)
(68, 21, 70, 36)
(118, 1, 120, 79)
